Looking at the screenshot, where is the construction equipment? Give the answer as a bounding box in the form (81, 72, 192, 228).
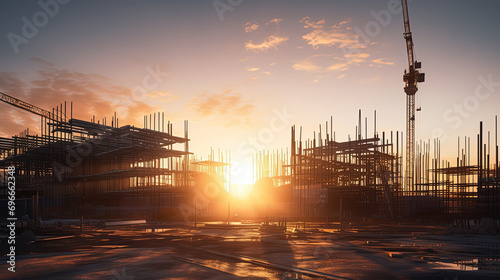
(401, 0, 425, 194)
(0, 91, 64, 122)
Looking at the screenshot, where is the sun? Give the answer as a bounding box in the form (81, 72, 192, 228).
(228, 159, 254, 199)
(230, 159, 254, 185)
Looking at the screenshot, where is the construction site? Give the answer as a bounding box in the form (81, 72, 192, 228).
(2, 95, 498, 225)
(1, 1, 499, 279)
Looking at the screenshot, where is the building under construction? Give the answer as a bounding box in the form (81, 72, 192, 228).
(254, 112, 401, 220)
(255, 112, 499, 224)
(0, 93, 202, 219)
(1, 90, 499, 225)
(410, 120, 500, 222)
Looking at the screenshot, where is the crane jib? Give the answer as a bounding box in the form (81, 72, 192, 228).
(0, 91, 63, 122)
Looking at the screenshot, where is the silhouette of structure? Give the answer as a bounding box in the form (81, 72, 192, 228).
(255, 112, 499, 224)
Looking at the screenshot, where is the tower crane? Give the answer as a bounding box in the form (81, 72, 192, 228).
(401, 0, 425, 193)
(0, 91, 65, 122)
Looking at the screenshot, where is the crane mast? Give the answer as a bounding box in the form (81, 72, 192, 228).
(401, 0, 425, 194)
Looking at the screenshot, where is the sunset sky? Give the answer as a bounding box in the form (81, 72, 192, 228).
(1, 0, 499, 184)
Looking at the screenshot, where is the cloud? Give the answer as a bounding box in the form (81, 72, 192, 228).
(268, 18, 283, 25)
(292, 55, 347, 73)
(302, 29, 364, 49)
(0, 72, 29, 96)
(0, 104, 39, 136)
(299, 17, 325, 29)
(245, 35, 288, 52)
(293, 51, 371, 76)
(299, 18, 390, 70)
(145, 91, 176, 102)
(345, 53, 370, 64)
(293, 59, 322, 72)
(372, 58, 394, 65)
(244, 19, 287, 53)
(0, 58, 160, 136)
(245, 22, 259, 33)
(187, 90, 254, 127)
(337, 20, 350, 26)
(301, 18, 365, 50)
(337, 74, 346, 79)
(245, 67, 271, 78)
(326, 63, 348, 71)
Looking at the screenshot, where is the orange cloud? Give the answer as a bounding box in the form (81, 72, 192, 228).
(146, 91, 177, 102)
(0, 58, 160, 136)
(301, 18, 365, 50)
(345, 53, 370, 64)
(337, 19, 351, 26)
(326, 63, 348, 71)
(292, 55, 347, 73)
(268, 18, 283, 25)
(372, 58, 394, 65)
(245, 35, 288, 52)
(245, 22, 259, 33)
(302, 29, 363, 49)
(293, 59, 322, 72)
(187, 89, 255, 128)
(299, 17, 325, 29)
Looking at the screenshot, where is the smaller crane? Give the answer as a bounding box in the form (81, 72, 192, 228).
(0, 91, 65, 122)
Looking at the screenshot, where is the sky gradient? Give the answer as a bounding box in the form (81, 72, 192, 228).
(1, 0, 499, 184)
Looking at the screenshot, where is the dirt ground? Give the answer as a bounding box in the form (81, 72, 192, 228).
(1, 222, 499, 279)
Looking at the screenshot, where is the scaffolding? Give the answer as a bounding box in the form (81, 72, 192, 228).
(0, 99, 498, 223)
(255, 111, 402, 220)
(255, 112, 499, 223)
(413, 119, 500, 221)
(0, 103, 192, 219)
